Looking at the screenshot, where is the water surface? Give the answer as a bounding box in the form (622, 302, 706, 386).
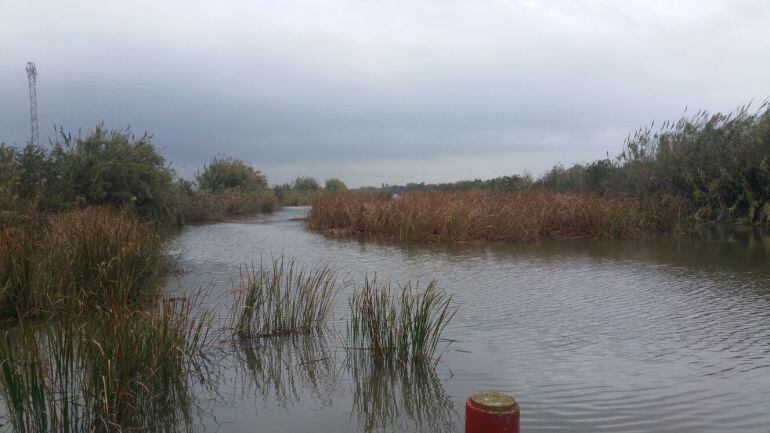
(165, 207, 770, 433)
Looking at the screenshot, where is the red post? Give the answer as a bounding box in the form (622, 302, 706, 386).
(466, 391, 520, 433)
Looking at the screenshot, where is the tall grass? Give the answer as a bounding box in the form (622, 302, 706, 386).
(0, 207, 164, 320)
(0, 296, 212, 433)
(233, 256, 340, 338)
(180, 188, 278, 224)
(347, 276, 456, 363)
(308, 191, 668, 242)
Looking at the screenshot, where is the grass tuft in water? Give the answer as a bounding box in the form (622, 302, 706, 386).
(0, 295, 212, 433)
(347, 276, 457, 363)
(233, 256, 340, 338)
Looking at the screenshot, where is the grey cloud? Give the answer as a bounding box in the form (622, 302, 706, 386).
(1, 0, 768, 186)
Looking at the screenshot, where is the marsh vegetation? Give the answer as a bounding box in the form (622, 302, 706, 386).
(308, 191, 679, 242)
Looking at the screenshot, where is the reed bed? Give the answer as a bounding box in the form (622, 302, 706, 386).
(0, 207, 164, 320)
(0, 296, 212, 433)
(347, 276, 456, 363)
(307, 191, 666, 242)
(233, 256, 340, 338)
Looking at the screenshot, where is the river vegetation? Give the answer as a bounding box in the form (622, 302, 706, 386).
(313, 104, 770, 241)
(0, 297, 212, 433)
(0, 207, 164, 321)
(347, 276, 457, 363)
(308, 191, 681, 242)
(233, 256, 341, 339)
(179, 156, 277, 223)
(0, 125, 183, 227)
(273, 177, 348, 206)
(0, 126, 279, 228)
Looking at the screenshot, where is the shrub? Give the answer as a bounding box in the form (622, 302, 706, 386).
(196, 156, 267, 193)
(273, 177, 322, 206)
(324, 178, 348, 193)
(0, 126, 182, 227)
(618, 104, 770, 224)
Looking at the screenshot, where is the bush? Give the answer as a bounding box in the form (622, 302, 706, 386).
(181, 156, 277, 223)
(618, 105, 770, 224)
(196, 156, 267, 193)
(324, 178, 348, 193)
(274, 176, 323, 206)
(0, 126, 182, 226)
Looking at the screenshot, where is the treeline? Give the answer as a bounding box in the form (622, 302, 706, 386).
(273, 176, 348, 206)
(0, 126, 283, 226)
(370, 104, 770, 225)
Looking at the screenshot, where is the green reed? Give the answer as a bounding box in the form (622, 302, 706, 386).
(234, 256, 340, 338)
(347, 276, 456, 363)
(0, 295, 212, 433)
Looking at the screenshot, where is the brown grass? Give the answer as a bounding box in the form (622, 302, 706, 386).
(0, 207, 164, 320)
(181, 189, 277, 224)
(307, 191, 675, 242)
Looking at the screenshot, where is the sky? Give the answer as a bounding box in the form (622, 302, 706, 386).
(1, 0, 769, 187)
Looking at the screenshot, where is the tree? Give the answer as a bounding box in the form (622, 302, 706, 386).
(196, 156, 267, 193)
(324, 178, 348, 193)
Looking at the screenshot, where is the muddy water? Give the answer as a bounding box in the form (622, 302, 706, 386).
(164, 207, 770, 433)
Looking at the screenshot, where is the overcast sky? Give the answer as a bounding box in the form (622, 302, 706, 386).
(1, 0, 769, 186)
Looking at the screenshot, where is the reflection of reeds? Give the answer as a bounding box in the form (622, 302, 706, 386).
(308, 191, 650, 242)
(233, 256, 340, 338)
(236, 331, 337, 407)
(347, 352, 456, 433)
(347, 276, 456, 363)
(0, 296, 212, 433)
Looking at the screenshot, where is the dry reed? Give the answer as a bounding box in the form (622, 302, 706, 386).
(307, 191, 668, 242)
(0, 207, 164, 320)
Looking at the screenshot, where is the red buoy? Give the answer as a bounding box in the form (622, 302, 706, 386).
(466, 391, 520, 433)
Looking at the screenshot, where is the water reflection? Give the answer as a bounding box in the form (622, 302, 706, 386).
(166, 209, 770, 433)
(235, 331, 338, 409)
(347, 353, 457, 433)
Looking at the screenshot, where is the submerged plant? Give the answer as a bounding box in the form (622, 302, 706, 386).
(347, 276, 456, 363)
(233, 256, 340, 338)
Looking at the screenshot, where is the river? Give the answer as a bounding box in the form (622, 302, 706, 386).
(164, 207, 770, 433)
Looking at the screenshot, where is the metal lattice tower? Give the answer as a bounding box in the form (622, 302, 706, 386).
(26, 62, 39, 147)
